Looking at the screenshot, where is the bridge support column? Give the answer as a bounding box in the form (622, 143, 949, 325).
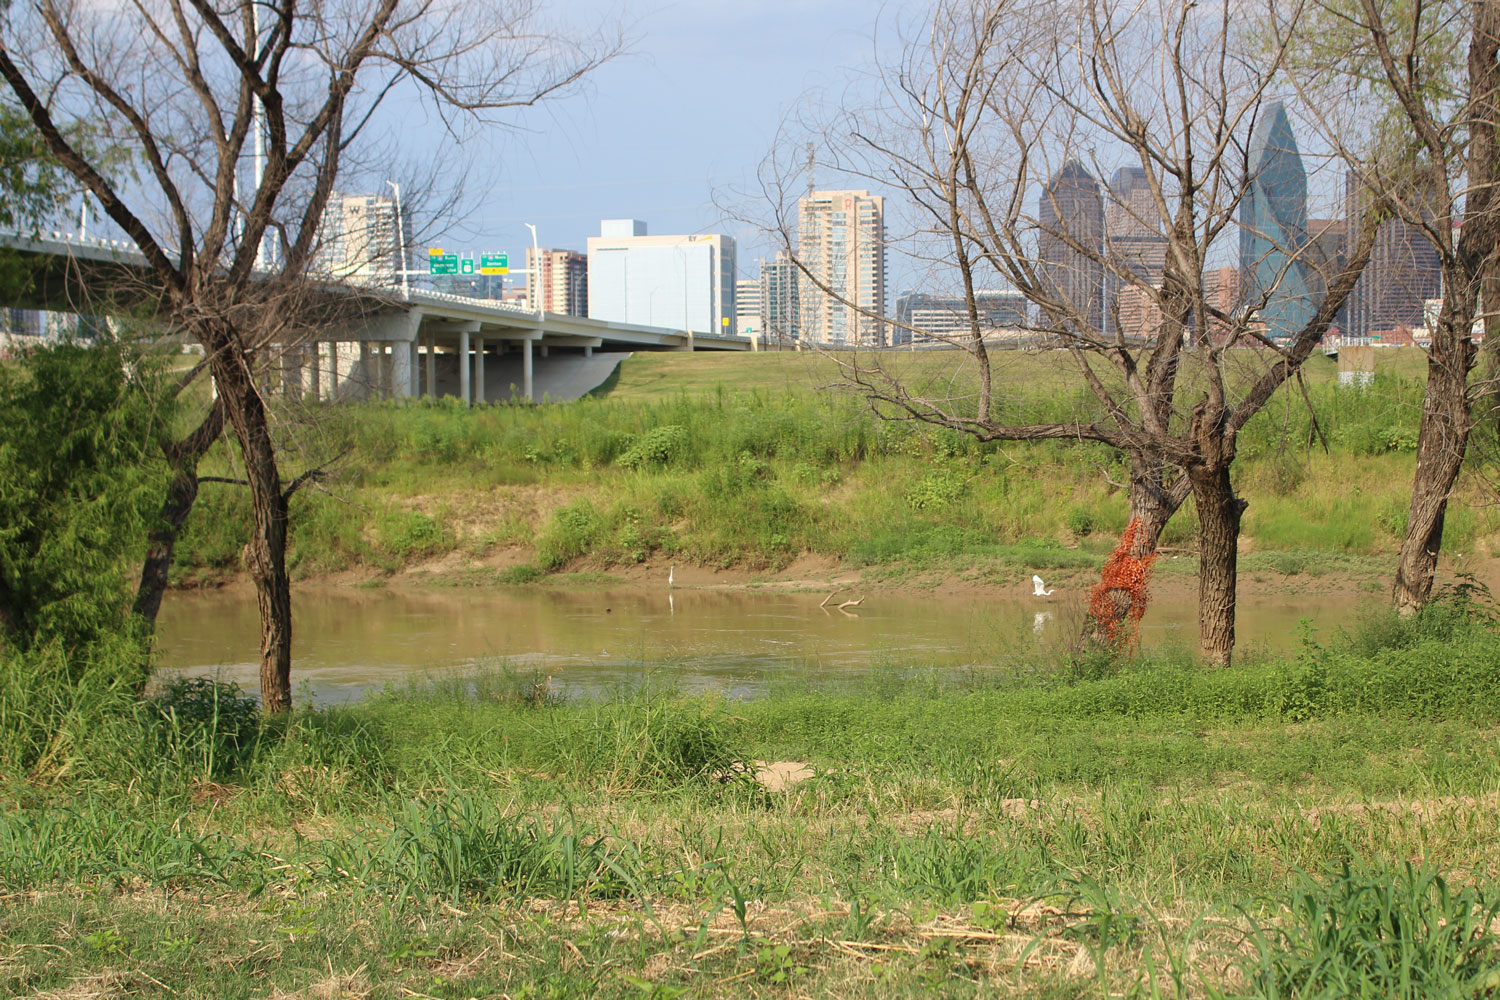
(425, 337, 436, 398)
(281, 345, 302, 397)
(540, 344, 549, 358)
(327, 342, 340, 400)
(358, 342, 371, 399)
(475, 338, 486, 404)
(584, 345, 593, 358)
(392, 340, 415, 399)
(308, 343, 321, 401)
(522, 337, 533, 403)
(460, 329, 471, 406)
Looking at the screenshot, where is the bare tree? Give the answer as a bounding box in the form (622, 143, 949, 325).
(0, 0, 619, 709)
(765, 0, 1374, 664)
(1276, 0, 1500, 614)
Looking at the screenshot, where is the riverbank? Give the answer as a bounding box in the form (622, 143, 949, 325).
(5, 598, 1500, 997)
(167, 350, 1499, 599)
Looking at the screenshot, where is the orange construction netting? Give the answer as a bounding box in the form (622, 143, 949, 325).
(1087, 517, 1157, 651)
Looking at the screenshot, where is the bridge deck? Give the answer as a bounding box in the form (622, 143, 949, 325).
(1, 230, 752, 402)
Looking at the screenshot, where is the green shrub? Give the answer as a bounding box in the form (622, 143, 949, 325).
(535, 499, 606, 569)
(618, 425, 690, 470)
(1065, 506, 1097, 537)
(904, 466, 969, 511)
(375, 509, 448, 561)
(148, 676, 261, 777)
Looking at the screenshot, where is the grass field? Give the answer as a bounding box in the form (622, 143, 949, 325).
(4, 595, 1500, 997)
(163, 346, 1496, 591)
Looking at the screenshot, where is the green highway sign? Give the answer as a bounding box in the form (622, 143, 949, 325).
(479, 252, 509, 275)
(460, 258, 474, 275)
(428, 253, 459, 276)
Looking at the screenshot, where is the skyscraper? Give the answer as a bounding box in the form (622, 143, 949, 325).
(1037, 160, 1104, 332)
(797, 190, 886, 346)
(527, 248, 589, 317)
(1104, 167, 1168, 336)
(317, 193, 411, 288)
(586, 220, 736, 335)
(735, 277, 764, 340)
(763, 251, 800, 346)
(1239, 102, 1314, 341)
(1344, 173, 1442, 339)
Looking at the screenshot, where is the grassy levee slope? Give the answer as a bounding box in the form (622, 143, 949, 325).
(168, 347, 1496, 590)
(4, 598, 1500, 997)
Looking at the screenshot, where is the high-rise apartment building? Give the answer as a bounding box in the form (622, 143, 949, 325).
(317, 193, 411, 288)
(1104, 167, 1168, 336)
(735, 278, 765, 340)
(1240, 102, 1314, 341)
(1037, 160, 1105, 332)
(1344, 174, 1442, 339)
(797, 190, 886, 346)
(527, 248, 588, 317)
(586, 220, 736, 335)
(762, 251, 800, 346)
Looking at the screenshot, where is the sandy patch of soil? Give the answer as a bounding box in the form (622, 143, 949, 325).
(752, 760, 815, 792)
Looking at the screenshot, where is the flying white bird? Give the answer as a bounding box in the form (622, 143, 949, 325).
(1032, 574, 1054, 597)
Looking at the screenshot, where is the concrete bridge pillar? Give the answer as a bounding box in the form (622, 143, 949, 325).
(392, 340, 415, 398)
(424, 337, 436, 398)
(358, 342, 371, 400)
(281, 345, 302, 397)
(460, 329, 471, 406)
(522, 337, 533, 403)
(475, 337, 486, 405)
(308, 342, 321, 401)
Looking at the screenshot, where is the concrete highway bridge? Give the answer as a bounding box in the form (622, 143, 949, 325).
(1, 230, 751, 403)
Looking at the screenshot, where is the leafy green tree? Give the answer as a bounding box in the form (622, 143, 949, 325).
(0, 341, 168, 665)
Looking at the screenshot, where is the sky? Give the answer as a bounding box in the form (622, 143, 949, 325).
(412, 0, 899, 280)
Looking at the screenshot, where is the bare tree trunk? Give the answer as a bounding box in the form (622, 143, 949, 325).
(1188, 461, 1244, 666)
(207, 342, 293, 712)
(1394, 328, 1474, 613)
(133, 400, 225, 630)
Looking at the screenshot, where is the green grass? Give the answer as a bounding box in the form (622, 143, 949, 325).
(165, 351, 1500, 590)
(5, 598, 1500, 996)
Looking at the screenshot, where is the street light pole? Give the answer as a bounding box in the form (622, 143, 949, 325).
(524, 222, 541, 321)
(386, 180, 409, 300)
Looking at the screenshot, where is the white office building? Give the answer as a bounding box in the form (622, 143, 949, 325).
(316, 194, 411, 288)
(586, 219, 736, 336)
(735, 277, 764, 341)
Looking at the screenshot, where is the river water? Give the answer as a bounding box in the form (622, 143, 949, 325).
(153, 584, 1364, 704)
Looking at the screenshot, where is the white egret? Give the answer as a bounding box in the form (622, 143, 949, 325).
(1032, 574, 1054, 597)
(668, 565, 675, 588)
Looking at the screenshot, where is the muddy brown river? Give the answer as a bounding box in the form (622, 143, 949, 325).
(153, 584, 1365, 703)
